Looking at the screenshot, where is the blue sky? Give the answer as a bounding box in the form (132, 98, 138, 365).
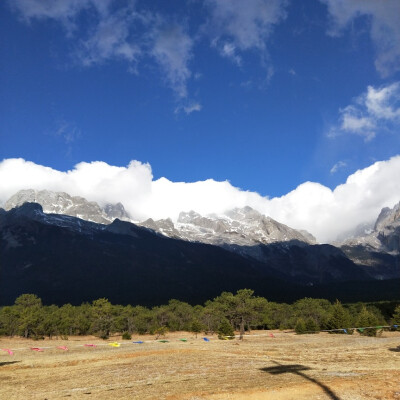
(1, 0, 400, 240)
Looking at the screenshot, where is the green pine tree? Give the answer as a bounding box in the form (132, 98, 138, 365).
(190, 319, 204, 338)
(14, 294, 43, 338)
(305, 317, 320, 333)
(91, 298, 114, 339)
(327, 300, 351, 334)
(392, 305, 400, 330)
(217, 318, 234, 339)
(295, 318, 307, 334)
(356, 306, 379, 337)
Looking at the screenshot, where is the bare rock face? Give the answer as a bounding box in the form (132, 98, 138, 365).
(4, 189, 130, 225)
(103, 202, 130, 220)
(4, 191, 313, 248)
(140, 217, 181, 238)
(375, 203, 400, 231)
(340, 202, 400, 254)
(139, 206, 315, 250)
(338, 202, 400, 279)
(375, 203, 400, 253)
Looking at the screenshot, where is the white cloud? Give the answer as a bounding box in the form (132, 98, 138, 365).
(78, 7, 140, 66)
(2, 156, 400, 243)
(204, 0, 288, 63)
(150, 24, 193, 98)
(215, 41, 242, 65)
(54, 120, 80, 144)
(10, 0, 139, 63)
(175, 102, 202, 115)
(9, 0, 111, 34)
(9, 0, 193, 99)
(320, 0, 400, 77)
(9, 0, 291, 100)
(365, 83, 400, 120)
(330, 160, 346, 174)
(329, 82, 400, 141)
(11, 0, 91, 21)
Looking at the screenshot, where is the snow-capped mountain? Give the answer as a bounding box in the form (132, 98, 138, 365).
(3, 190, 315, 248)
(2, 193, 399, 306)
(339, 202, 400, 253)
(4, 189, 131, 225)
(338, 202, 400, 279)
(140, 207, 315, 250)
(2, 189, 399, 280)
(0, 201, 379, 307)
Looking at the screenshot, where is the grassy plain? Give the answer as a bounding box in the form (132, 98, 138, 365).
(1, 330, 399, 399)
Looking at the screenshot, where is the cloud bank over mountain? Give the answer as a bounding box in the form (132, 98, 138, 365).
(1, 156, 400, 243)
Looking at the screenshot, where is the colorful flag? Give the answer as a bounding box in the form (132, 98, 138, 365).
(109, 342, 121, 347)
(31, 347, 43, 352)
(57, 346, 68, 351)
(203, 337, 210, 342)
(132, 341, 144, 344)
(84, 344, 96, 347)
(2, 349, 13, 355)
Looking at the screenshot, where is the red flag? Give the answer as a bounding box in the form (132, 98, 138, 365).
(57, 346, 68, 351)
(2, 349, 13, 355)
(31, 347, 43, 352)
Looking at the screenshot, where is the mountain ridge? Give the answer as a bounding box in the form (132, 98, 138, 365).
(1, 201, 399, 306)
(2, 189, 400, 288)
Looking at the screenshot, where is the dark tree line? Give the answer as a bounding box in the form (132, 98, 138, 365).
(0, 290, 398, 340)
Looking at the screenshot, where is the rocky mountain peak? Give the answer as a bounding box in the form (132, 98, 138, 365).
(225, 206, 262, 221)
(4, 189, 130, 225)
(145, 206, 316, 250)
(374, 202, 400, 232)
(177, 210, 202, 224)
(103, 202, 130, 220)
(338, 201, 400, 278)
(140, 217, 180, 238)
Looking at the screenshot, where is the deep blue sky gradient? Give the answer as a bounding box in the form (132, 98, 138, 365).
(1, 0, 399, 197)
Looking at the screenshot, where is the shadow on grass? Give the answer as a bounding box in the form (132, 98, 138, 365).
(388, 346, 400, 352)
(0, 361, 20, 367)
(260, 360, 341, 400)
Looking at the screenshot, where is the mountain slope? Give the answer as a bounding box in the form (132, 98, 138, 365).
(140, 206, 316, 247)
(339, 202, 400, 279)
(0, 203, 291, 305)
(1, 203, 398, 305)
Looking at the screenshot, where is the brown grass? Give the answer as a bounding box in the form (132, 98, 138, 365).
(1, 330, 399, 399)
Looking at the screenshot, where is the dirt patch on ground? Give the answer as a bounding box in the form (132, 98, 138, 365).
(1, 331, 399, 399)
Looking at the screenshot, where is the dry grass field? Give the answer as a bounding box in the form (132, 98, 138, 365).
(1, 330, 399, 400)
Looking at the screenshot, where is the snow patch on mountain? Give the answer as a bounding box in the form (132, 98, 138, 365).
(140, 205, 316, 248)
(4, 189, 131, 224)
